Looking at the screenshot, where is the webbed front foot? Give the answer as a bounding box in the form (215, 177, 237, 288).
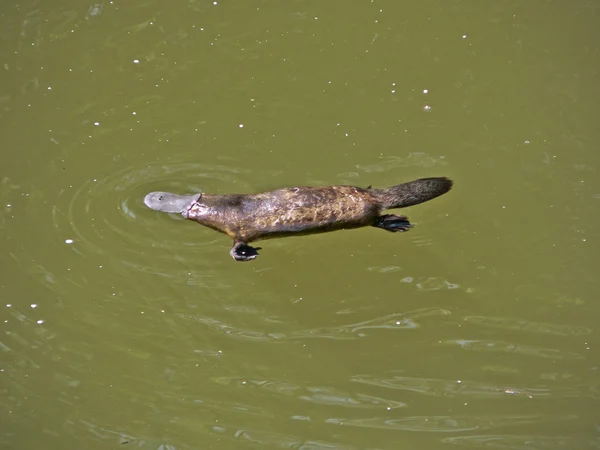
(230, 242, 261, 262)
(373, 214, 413, 232)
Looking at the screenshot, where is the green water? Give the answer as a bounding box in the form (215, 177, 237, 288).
(1, 1, 599, 449)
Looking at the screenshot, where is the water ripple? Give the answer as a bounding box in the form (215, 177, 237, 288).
(49, 161, 253, 282)
(356, 152, 448, 173)
(462, 315, 592, 336)
(442, 434, 596, 449)
(446, 339, 585, 360)
(351, 374, 537, 399)
(325, 414, 577, 433)
(179, 307, 452, 342)
(292, 307, 451, 339)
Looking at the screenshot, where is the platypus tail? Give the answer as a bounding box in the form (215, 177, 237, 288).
(372, 177, 453, 210)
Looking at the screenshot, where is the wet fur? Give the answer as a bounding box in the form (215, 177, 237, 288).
(181, 177, 453, 261)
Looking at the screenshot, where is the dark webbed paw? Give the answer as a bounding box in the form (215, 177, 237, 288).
(373, 214, 413, 232)
(230, 243, 261, 261)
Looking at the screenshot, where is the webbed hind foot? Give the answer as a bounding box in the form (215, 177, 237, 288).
(373, 214, 413, 232)
(230, 242, 261, 262)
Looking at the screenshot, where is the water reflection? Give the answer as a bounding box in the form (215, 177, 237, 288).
(36, 160, 256, 288)
(462, 315, 591, 336)
(447, 339, 585, 360)
(355, 152, 449, 173)
(178, 307, 452, 342)
(325, 413, 577, 433)
(442, 433, 596, 449)
(352, 374, 535, 399)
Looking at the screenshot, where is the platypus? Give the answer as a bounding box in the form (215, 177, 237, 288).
(144, 177, 452, 261)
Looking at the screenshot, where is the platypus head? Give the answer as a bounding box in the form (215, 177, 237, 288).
(143, 192, 202, 218)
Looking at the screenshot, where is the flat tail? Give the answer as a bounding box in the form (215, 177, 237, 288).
(372, 177, 453, 209)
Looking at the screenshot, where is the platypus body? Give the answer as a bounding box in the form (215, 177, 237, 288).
(144, 177, 452, 261)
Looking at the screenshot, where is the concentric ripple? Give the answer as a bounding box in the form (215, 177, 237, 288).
(51, 160, 256, 280)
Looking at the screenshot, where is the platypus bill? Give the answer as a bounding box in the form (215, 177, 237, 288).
(144, 177, 453, 262)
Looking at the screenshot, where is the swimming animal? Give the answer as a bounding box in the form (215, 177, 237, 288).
(144, 177, 453, 261)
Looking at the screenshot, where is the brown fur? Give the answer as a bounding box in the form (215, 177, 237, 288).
(176, 177, 453, 260)
(187, 185, 381, 242)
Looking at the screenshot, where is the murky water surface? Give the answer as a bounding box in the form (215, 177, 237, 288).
(1, 1, 599, 449)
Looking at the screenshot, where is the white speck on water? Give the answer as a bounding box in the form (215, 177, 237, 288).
(213, 1, 217, 4)
(94, 122, 100, 126)
(423, 105, 431, 111)
(133, 59, 140, 64)
(47, 86, 52, 90)
(462, 34, 467, 39)
(6, 304, 12, 308)
(524, 140, 530, 144)
(36, 320, 44, 324)
(65, 239, 74, 244)
(423, 89, 429, 94)
(30, 304, 37, 309)
(238, 124, 244, 128)
(457, 380, 462, 384)
(132, 111, 137, 115)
